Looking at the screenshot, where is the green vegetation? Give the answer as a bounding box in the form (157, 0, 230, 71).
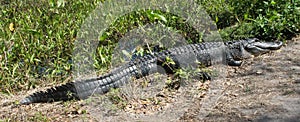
(106, 88, 128, 109)
(0, 0, 299, 94)
(199, 0, 300, 40)
(1, 0, 104, 93)
(30, 112, 50, 121)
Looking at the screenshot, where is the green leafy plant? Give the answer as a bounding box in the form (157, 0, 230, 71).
(199, 0, 299, 40)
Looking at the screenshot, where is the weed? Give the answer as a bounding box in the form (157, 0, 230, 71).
(29, 112, 50, 122)
(106, 88, 128, 109)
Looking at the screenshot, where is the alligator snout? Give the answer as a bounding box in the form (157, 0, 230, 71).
(252, 41, 283, 50)
(244, 40, 283, 56)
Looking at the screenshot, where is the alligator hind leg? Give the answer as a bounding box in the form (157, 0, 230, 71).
(192, 72, 212, 81)
(164, 71, 211, 90)
(201, 72, 212, 81)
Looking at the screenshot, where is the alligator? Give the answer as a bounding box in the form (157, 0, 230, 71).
(20, 38, 283, 104)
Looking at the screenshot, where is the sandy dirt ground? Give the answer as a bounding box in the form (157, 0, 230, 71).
(0, 36, 299, 121)
(201, 36, 300, 122)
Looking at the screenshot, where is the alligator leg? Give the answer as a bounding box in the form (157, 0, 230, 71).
(201, 72, 211, 80)
(191, 72, 212, 81)
(226, 51, 243, 66)
(227, 58, 243, 66)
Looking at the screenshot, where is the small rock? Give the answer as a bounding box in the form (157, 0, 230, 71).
(256, 70, 263, 75)
(294, 79, 300, 84)
(291, 66, 300, 71)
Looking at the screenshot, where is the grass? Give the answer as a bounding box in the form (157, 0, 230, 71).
(0, 0, 103, 93)
(0, 0, 299, 95)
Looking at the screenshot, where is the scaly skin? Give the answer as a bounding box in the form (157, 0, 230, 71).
(20, 38, 283, 104)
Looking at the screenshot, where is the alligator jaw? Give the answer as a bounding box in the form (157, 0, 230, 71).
(244, 39, 283, 56)
(251, 41, 283, 50)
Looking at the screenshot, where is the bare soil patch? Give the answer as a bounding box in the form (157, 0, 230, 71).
(202, 36, 300, 121)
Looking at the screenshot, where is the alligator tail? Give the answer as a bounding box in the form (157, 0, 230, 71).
(20, 65, 138, 104)
(20, 82, 79, 104)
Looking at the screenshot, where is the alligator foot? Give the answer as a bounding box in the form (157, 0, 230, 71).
(199, 72, 211, 81)
(191, 72, 211, 81)
(227, 59, 243, 66)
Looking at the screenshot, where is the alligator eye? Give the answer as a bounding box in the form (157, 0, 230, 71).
(253, 38, 259, 42)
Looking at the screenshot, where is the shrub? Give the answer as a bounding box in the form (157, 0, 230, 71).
(205, 0, 299, 40)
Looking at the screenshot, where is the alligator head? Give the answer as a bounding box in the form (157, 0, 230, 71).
(226, 38, 283, 66)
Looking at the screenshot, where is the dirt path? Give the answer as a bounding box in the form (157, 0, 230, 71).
(0, 36, 299, 121)
(203, 36, 300, 121)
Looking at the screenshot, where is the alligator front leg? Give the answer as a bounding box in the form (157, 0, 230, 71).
(226, 52, 243, 66)
(227, 59, 242, 66)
